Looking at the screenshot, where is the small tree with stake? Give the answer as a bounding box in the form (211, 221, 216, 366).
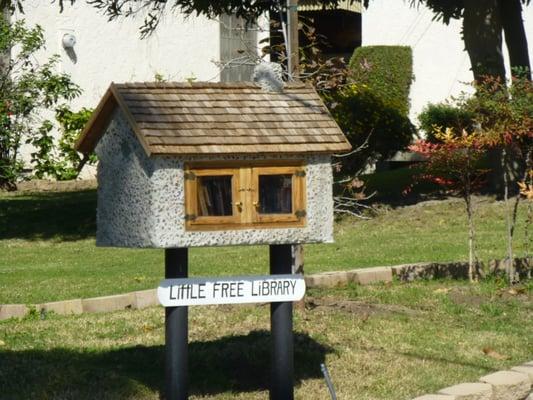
(410, 128, 488, 282)
(464, 73, 533, 283)
(416, 74, 532, 284)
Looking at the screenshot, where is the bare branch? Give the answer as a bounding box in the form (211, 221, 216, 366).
(333, 129, 373, 158)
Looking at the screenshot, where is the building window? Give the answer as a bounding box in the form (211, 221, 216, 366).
(184, 163, 306, 230)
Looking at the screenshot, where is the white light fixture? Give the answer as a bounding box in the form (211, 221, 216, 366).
(62, 33, 76, 49)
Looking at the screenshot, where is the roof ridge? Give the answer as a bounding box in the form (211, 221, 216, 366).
(113, 81, 309, 89)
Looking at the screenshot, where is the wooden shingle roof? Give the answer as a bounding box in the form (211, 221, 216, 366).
(76, 81, 351, 156)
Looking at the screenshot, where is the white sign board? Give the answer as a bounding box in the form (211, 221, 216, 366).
(158, 274, 306, 307)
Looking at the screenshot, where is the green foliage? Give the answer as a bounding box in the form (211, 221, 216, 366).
(83, 0, 350, 37)
(0, 18, 81, 189)
(349, 45, 413, 116)
(56, 107, 95, 169)
(322, 83, 416, 171)
(418, 103, 475, 142)
(321, 45, 416, 172)
(30, 106, 95, 181)
(463, 73, 533, 145)
(413, 0, 531, 25)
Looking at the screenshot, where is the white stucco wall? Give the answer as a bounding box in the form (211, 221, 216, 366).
(15, 2, 221, 110)
(13, 2, 221, 175)
(13, 5, 271, 177)
(362, 0, 533, 123)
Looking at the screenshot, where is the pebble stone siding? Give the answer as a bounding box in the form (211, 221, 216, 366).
(95, 110, 335, 248)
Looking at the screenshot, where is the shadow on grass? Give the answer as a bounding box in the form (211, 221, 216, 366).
(0, 190, 96, 241)
(0, 330, 332, 399)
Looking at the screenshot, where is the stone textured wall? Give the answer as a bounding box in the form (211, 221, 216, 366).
(95, 110, 335, 248)
(95, 110, 155, 247)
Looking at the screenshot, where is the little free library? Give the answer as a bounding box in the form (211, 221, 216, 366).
(76, 80, 350, 399)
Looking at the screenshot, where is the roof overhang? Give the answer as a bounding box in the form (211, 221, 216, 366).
(76, 81, 352, 157)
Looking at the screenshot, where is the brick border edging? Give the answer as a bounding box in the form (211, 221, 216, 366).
(1, 258, 531, 321)
(411, 361, 533, 400)
(0, 289, 158, 320)
(13, 179, 97, 193)
(306, 257, 532, 288)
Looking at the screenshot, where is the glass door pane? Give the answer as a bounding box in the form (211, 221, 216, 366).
(197, 175, 233, 216)
(258, 174, 293, 214)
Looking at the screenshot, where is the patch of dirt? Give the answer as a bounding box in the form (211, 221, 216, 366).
(447, 286, 532, 307)
(447, 289, 485, 307)
(495, 285, 532, 302)
(305, 297, 423, 318)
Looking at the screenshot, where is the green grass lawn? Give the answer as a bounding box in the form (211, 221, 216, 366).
(0, 189, 531, 303)
(1, 279, 531, 399)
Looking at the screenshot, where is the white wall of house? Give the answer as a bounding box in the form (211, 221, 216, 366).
(15, 2, 221, 111)
(362, 0, 533, 124)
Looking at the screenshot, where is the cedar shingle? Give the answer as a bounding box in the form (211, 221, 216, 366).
(76, 82, 352, 155)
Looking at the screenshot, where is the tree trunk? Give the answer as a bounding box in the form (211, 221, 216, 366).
(0, 5, 9, 77)
(502, 147, 517, 284)
(462, 0, 506, 81)
(465, 151, 477, 282)
(466, 194, 476, 282)
(500, 0, 531, 80)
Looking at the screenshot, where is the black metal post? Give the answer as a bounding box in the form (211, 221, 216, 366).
(269, 244, 294, 400)
(165, 248, 188, 400)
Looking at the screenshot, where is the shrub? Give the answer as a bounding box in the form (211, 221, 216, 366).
(324, 45, 415, 173)
(418, 103, 475, 142)
(322, 84, 416, 171)
(348, 45, 413, 116)
(30, 106, 95, 181)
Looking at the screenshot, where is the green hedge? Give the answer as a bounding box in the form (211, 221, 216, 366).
(348, 45, 413, 116)
(418, 103, 475, 142)
(322, 46, 415, 172)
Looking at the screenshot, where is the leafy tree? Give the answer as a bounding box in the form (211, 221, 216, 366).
(0, 17, 82, 189)
(53, 0, 348, 38)
(464, 73, 533, 282)
(410, 128, 487, 281)
(413, 74, 533, 283)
